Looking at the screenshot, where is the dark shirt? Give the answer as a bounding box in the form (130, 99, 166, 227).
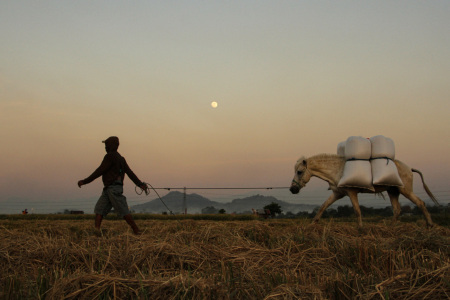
(83, 151, 142, 187)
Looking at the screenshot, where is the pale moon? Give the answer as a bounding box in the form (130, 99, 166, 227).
(211, 101, 218, 108)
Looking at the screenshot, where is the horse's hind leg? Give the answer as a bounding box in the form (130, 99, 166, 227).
(387, 188, 401, 222)
(400, 188, 434, 228)
(348, 190, 363, 227)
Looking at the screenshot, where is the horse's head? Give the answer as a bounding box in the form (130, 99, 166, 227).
(290, 156, 312, 194)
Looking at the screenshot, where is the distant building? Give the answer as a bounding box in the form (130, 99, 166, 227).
(252, 208, 271, 219)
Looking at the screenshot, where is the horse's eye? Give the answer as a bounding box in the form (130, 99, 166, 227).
(297, 171, 303, 176)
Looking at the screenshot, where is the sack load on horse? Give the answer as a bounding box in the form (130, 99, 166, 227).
(337, 136, 373, 191)
(337, 135, 403, 191)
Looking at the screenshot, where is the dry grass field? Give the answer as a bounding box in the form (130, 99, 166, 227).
(0, 217, 449, 299)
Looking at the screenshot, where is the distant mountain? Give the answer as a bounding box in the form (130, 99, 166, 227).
(131, 191, 316, 214)
(131, 191, 216, 214)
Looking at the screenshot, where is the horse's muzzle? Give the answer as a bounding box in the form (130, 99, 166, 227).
(290, 185, 300, 194)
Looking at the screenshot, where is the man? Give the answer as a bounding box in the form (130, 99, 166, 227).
(78, 136, 147, 235)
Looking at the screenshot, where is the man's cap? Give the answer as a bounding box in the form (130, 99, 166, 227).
(102, 136, 119, 145)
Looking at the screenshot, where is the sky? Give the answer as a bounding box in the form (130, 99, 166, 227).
(1, 1, 449, 213)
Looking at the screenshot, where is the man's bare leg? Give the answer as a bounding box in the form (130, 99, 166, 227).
(123, 214, 141, 235)
(95, 214, 103, 230)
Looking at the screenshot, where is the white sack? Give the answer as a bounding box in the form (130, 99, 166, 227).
(338, 161, 374, 191)
(370, 135, 395, 159)
(344, 136, 371, 160)
(371, 158, 403, 186)
(337, 141, 346, 157)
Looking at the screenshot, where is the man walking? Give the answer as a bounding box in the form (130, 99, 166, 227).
(78, 136, 147, 235)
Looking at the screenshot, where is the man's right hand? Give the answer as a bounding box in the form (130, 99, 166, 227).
(78, 180, 85, 188)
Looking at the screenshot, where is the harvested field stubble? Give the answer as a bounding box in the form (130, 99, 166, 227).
(0, 219, 448, 299)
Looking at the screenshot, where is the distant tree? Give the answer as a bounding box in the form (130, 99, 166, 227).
(202, 206, 219, 214)
(285, 211, 295, 219)
(325, 208, 337, 218)
(401, 205, 412, 214)
(264, 202, 282, 217)
(411, 204, 445, 216)
(412, 206, 421, 215)
(426, 205, 441, 214)
(296, 211, 310, 218)
(218, 209, 226, 214)
(321, 209, 331, 218)
(380, 207, 393, 217)
(336, 205, 354, 218)
(360, 206, 372, 216)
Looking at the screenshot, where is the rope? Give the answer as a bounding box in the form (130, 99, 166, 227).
(346, 157, 394, 165)
(370, 157, 393, 165)
(346, 158, 370, 161)
(135, 182, 175, 215)
(147, 187, 290, 191)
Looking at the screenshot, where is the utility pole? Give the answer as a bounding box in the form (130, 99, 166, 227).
(183, 187, 187, 214)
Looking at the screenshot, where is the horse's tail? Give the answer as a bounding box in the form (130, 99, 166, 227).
(412, 168, 440, 206)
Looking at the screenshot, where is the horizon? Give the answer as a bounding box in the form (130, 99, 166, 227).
(3, 186, 447, 215)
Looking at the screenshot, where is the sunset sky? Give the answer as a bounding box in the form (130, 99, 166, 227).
(1, 1, 449, 213)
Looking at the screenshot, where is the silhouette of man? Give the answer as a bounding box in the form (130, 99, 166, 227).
(78, 136, 147, 235)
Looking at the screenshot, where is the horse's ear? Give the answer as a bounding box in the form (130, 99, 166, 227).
(303, 159, 307, 167)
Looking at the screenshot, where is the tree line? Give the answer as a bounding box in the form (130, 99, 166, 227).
(274, 202, 449, 220)
(200, 202, 448, 219)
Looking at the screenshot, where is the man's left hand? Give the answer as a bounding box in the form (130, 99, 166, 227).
(140, 183, 149, 195)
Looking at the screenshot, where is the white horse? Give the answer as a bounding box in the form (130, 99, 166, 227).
(289, 154, 439, 227)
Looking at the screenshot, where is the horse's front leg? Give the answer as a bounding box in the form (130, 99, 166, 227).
(312, 192, 343, 224)
(348, 190, 363, 227)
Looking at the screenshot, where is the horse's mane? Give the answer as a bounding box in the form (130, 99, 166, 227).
(308, 153, 340, 160)
(295, 153, 342, 169)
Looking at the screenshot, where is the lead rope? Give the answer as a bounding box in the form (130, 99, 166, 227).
(136, 182, 174, 215)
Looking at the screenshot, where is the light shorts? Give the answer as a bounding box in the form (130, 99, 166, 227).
(94, 183, 130, 217)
